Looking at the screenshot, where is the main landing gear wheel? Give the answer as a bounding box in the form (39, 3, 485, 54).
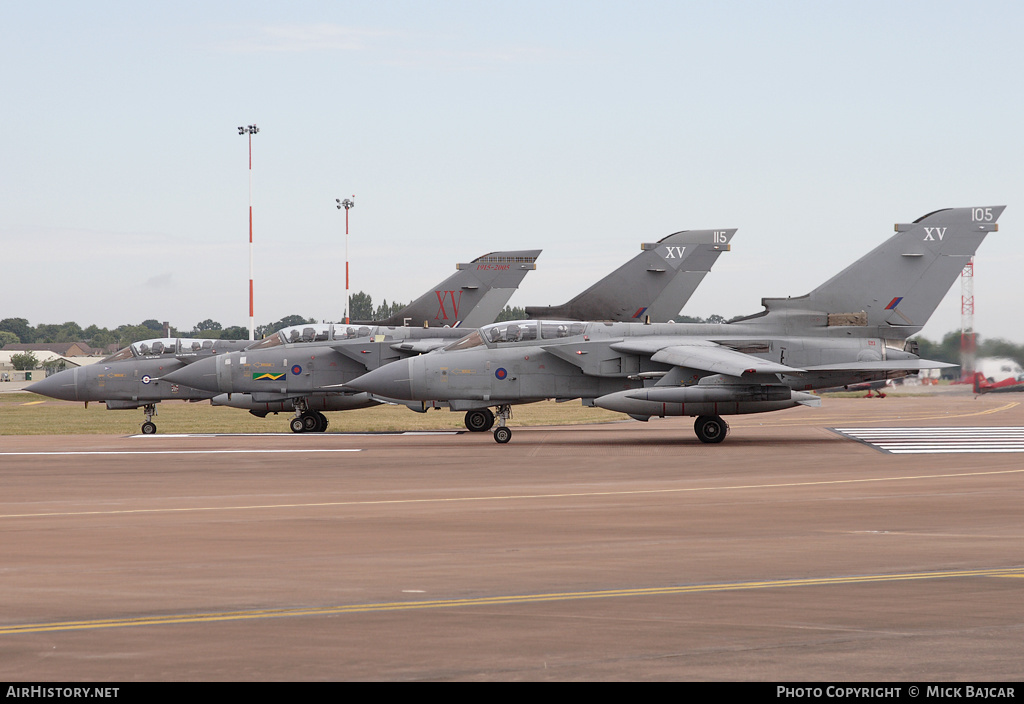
(141, 421, 157, 435)
(465, 409, 495, 432)
(310, 410, 328, 433)
(290, 410, 328, 433)
(493, 426, 512, 444)
(694, 415, 729, 444)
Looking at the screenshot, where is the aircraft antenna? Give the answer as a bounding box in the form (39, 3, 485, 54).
(238, 124, 260, 340)
(337, 196, 356, 324)
(960, 258, 975, 380)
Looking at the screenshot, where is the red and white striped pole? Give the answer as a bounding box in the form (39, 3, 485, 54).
(337, 196, 355, 324)
(960, 258, 975, 380)
(239, 124, 260, 340)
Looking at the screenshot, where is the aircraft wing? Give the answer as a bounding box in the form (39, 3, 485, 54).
(801, 360, 957, 371)
(610, 338, 805, 376)
(650, 345, 805, 376)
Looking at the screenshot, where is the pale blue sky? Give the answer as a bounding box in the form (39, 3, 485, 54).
(2, 1, 1021, 341)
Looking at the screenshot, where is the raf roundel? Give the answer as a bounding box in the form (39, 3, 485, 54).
(291, 365, 303, 375)
(494, 367, 508, 380)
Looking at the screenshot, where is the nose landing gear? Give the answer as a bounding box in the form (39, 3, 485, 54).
(492, 405, 512, 444)
(140, 404, 158, 434)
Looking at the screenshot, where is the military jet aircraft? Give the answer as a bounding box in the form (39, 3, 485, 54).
(25, 337, 251, 434)
(345, 206, 1004, 443)
(163, 228, 736, 432)
(26, 249, 541, 433)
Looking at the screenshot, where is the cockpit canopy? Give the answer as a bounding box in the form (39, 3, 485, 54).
(100, 322, 388, 361)
(101, 338, 184, 362)
(245, 323, 376, 350)
(443, 320, 587, 351)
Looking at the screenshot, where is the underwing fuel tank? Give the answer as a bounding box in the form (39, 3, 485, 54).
(210, 392, 378, 413)
(593, 386, 821, 418)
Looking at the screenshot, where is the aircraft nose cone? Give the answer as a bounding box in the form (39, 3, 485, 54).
(346, 360, 414, 400)
(161, 356, 219, 392)
(26, 368, 80, 401)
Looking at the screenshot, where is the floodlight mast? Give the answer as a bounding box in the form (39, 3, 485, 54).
(336, 196, 355, 324)
(238, 124, 259, 340)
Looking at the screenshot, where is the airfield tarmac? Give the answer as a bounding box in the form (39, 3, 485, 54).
(1, 394, 1022, 681)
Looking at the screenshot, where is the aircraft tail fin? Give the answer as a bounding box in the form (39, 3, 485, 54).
(741, 206, 1004, 336)
(525, 229, 735, 322)
(369, 250, 541, 328)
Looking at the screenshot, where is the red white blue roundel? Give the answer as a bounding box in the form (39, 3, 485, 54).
(291, 365, 302, 375)
(495, 367, 507, 380)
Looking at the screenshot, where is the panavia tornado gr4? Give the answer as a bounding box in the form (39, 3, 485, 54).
(346, 206, 1004, 443)
(162, 227, 736, 432)
(26, 249, 540, 434)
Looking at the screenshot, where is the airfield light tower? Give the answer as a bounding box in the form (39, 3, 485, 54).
(238, 124, 260, 340)
(337, 196, 355, 324)
(960, 258, 976, 380)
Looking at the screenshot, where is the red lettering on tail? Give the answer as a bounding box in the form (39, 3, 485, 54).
(434, 290, 463, 321)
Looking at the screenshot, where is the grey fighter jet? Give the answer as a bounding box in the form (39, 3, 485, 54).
(25, 337, 252, 434)
(346, 206, 1003, 443)
(164, 228, 736, 432)
(26, 249, 541, 433)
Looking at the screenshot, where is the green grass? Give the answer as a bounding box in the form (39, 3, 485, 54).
(0, 392, 623, 435)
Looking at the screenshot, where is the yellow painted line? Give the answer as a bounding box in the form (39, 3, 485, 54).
(3, 466, 1024, 521)
(19, 401, 45, 406)
(3, 567, 1021, 636)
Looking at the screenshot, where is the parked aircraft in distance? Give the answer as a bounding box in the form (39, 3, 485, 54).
(164, 228, 736, 432)
(972, 372, 1024, 394)
(346, 206, 1004, 443)
(26, 249, 541, 433)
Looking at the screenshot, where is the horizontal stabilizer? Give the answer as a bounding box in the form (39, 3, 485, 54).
(793, 392, 822, 407)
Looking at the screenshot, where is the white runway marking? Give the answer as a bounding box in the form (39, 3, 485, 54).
(832, 427, 1024, 454)
(134, 431, 460, 438)
(0, 449, 362, 457)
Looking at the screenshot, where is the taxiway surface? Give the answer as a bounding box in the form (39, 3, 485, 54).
(1, 396, 1022, 681)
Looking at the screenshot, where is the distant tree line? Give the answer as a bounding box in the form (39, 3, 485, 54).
(0, 316, 302, 351)
(0, 294, 525, 352)
(911, 331, 1024, 368)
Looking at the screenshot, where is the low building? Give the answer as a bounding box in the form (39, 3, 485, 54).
(2, 342, 104, 357)
(976, 357, 1024, 383)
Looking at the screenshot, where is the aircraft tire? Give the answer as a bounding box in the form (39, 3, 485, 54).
(694, 415, 728, 444)
(289, 417, 306, 433)
(301, 412, 319, 432)
(141, 421, 157, 435)
(493, 426, 512, 444)
(465, 409, 494, 432)
(314, 411, 329, 433)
